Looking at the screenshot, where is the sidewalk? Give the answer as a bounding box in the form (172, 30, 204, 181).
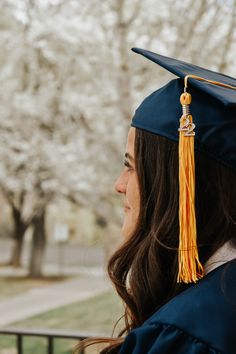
(0, 268, 111, 327)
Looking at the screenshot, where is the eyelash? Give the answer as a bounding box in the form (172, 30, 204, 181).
(124, 159, 133, 171)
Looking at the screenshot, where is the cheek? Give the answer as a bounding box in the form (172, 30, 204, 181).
(122, 174, 140, 239)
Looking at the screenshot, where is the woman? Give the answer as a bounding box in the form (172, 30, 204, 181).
(77, 49, 236, 353)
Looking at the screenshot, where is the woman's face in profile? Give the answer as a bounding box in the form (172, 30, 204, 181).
(115, 127, 140, 238)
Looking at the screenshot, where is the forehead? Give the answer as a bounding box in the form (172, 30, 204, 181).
(126, 127, 135, 155)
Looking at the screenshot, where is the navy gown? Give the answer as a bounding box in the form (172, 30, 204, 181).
(119, 260, 236, 354)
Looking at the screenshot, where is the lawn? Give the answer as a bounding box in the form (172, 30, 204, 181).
(0, 290, 124, 354)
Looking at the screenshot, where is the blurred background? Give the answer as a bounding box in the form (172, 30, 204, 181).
(0, 0, 235, 353)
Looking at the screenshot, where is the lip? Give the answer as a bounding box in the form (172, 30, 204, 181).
(124, 205, 131, 212)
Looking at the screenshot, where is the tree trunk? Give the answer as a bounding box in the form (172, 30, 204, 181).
(9, 207, 28, 267)
(28, 210, 46, 278)
(115, 0, 132, 121)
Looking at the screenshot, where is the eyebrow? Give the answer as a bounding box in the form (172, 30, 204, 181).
(125, 152, 134, 162)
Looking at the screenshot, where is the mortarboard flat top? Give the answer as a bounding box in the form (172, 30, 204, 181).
(131, 48, 236, 170)
(132, 48, 236, 106)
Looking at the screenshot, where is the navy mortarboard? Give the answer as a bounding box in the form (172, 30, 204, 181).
(131, 48, 236, 284)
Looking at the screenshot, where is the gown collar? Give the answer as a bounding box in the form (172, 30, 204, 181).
(204, 240, 236, 275)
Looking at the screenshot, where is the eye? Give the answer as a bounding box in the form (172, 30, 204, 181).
(123, 159, 133, 171)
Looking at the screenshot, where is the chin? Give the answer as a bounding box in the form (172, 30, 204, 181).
(121, 222, 135, 239)
(121, 211, 139, 239)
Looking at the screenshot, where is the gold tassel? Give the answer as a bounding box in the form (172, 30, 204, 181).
(176, 73, 236, 283)
(177, 90, 204, 283)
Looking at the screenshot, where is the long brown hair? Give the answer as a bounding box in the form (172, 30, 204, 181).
(76, 128, 236, 353)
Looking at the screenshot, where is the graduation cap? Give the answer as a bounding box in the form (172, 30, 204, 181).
(131, 47, 236, 284)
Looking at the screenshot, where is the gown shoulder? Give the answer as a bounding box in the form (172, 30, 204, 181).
(120, 260, 236, 354)
(120, 321, 221, 354)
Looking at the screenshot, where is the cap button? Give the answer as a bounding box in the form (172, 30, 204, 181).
(180, 92, 192, 105)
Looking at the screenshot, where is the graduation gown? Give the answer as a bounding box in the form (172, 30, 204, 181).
(119, 260, 236, 354)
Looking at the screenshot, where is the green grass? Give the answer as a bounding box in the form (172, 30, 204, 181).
(14, 290, 124, 333)
(0, 291, 124, 353)
(0, 336, 79, 354)
(0, 335, 79, 354)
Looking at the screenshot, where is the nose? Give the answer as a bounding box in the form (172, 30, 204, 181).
(114, 172, 126, 194)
